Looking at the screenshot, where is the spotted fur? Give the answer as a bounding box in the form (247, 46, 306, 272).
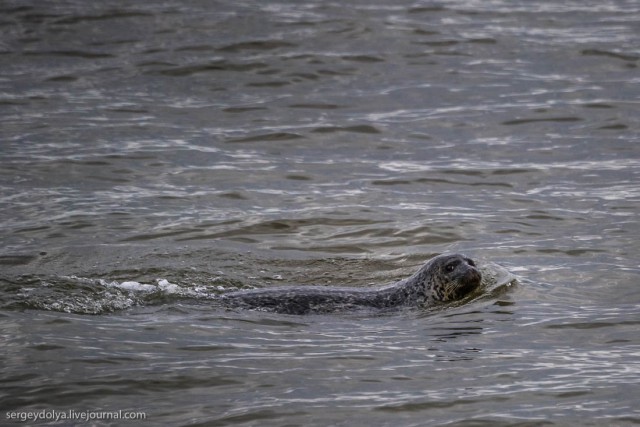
(220, 253, 481, 315)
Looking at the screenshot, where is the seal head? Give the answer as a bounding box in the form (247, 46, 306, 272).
(421, 254, 482, 302)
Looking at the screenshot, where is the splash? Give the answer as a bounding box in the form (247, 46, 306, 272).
(10, 276, 227, 315)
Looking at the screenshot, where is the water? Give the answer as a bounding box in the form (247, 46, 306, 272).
(1, 0, 639, 425)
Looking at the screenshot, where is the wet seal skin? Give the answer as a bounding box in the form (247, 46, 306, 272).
(220, 253, 482, 315)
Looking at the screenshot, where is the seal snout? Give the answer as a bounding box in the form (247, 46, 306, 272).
(460, 257, 482, 288)
(440, 255, 482, 300)
(456, 264, 481, 289)
(464, 258, 482, 284)
(465, 266, 482, 288)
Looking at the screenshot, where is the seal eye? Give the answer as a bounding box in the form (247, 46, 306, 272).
(466, 258, 476, 267)
(445, 263, 456, 273)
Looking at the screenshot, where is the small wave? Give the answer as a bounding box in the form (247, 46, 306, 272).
(10, 276, 229, 315)
(479, 261, 519, 295)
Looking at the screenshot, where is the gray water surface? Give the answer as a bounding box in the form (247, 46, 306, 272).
(1, 0, 639, 425)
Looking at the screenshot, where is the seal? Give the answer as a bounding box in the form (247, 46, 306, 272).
(220, 253, 481, 315)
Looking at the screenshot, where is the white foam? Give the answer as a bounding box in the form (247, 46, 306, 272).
(157, 279, 181, 293)
(102, 279, 179, 293)
(119, 281, 156, 292)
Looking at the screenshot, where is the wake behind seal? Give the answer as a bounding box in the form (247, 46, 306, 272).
(220, 253, 482, 315)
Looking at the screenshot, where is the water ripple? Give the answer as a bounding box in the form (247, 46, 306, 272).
(1, 0, 640, 424)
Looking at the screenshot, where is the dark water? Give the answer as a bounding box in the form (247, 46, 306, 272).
(1, 0, 640, 425)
